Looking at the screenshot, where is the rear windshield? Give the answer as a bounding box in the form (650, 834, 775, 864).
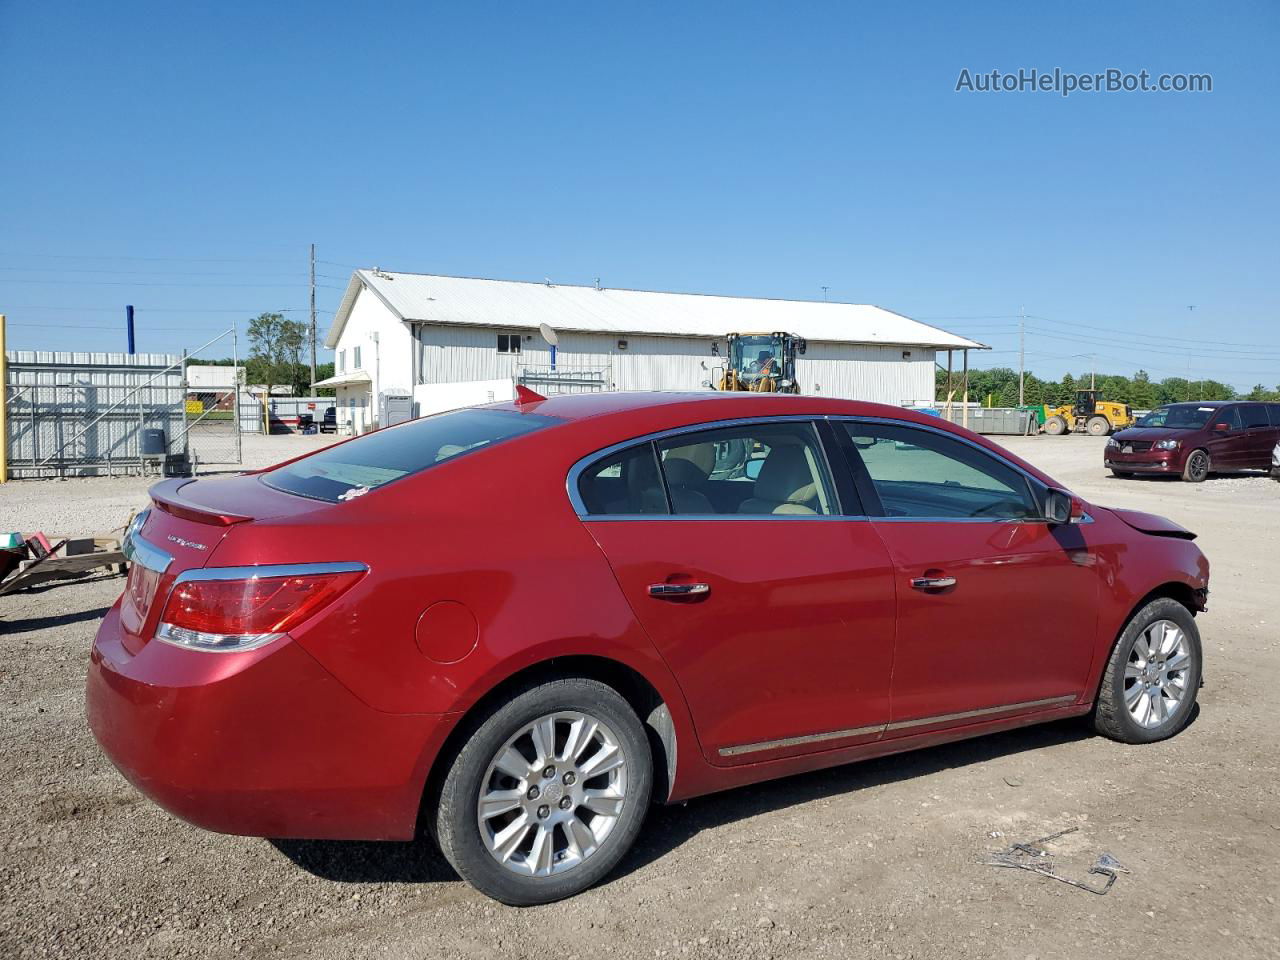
(262, 408, 559, 502)
(1137, 405, 1217, 429)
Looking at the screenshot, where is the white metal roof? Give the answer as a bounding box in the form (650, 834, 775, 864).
(325, 270, 986, 351)
(312, 369, 372, 388)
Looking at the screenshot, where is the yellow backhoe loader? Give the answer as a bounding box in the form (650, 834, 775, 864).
(713, 332, 806, 393)
(1042, 389, 1136, 436)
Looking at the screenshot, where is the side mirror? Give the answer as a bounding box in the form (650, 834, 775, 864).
(1045, 488, 1085, 524)
(1213, 421, 1231, 432)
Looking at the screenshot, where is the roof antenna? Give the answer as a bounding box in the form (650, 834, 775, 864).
(544, 277, 553, 286)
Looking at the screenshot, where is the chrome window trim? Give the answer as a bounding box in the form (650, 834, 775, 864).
(566, 414, 842, 520)
(566, 412, 1084, 525)
(172, 561, 369, 585)
(718, 694, 1078, 757)
(122, 533, 173, 574)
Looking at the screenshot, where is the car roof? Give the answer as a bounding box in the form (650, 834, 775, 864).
(1160, 400, 1231, 407)
(488, 390, 919, 423)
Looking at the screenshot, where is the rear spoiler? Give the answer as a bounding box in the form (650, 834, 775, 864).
(149, 478, 253, 526)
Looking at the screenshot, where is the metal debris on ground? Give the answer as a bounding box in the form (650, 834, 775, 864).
(983, 826, 1128, 895)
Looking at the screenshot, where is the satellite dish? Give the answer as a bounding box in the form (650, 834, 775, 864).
(538, 323, 559, 346)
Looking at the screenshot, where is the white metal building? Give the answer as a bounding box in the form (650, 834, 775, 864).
(319, 270, 986, 432)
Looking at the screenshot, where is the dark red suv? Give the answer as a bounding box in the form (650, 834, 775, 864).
(1106, 401, 1280, 481)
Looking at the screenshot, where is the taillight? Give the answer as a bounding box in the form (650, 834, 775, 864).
(155, 564, 365, 652)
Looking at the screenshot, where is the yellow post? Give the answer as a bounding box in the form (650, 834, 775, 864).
(0, 314, 7, 483)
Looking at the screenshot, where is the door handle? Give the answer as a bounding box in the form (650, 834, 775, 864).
(910, 576, 956, 591)
(648, 582, 710, 598)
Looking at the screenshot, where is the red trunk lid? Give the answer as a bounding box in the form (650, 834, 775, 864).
(120, 474, 330, 654)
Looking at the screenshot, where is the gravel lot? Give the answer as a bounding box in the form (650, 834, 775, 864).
(1, 433, 1277, 959)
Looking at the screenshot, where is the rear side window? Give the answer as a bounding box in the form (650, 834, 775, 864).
(577, 444, 669, 515)
(1241, 404, 1270, 429)
(840, 422, 1037, 519)
(264, 408, 559, 502)
(656, 421, 836, 516)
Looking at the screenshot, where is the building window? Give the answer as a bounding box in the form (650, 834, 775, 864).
(353, 346, 362, 368)
(337, 350, 345, 373)
(497, 333, 522, 354)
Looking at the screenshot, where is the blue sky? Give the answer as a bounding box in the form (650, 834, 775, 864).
(2, 1, 1277, 388)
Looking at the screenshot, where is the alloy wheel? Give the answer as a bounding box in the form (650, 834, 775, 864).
(1123, 620, 1193, 729)
(1187, 452, 1208, 481)
(476, 711, 628, 877)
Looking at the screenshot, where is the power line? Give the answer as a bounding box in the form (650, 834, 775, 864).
(0, 252, 302, 264)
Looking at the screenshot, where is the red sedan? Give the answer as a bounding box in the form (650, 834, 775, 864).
(87, 391, 1208, 905)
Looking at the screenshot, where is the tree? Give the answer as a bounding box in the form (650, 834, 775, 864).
(246, 312, 306, 397)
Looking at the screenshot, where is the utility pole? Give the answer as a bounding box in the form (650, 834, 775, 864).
(309, 243, 317, 393)
(1018, 305, 1025, 406)
(1090, 354, 1096, 390)
(821, 286, 829, 302)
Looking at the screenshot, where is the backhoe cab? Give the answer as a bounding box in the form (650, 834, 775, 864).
(714, 332, 806, 393)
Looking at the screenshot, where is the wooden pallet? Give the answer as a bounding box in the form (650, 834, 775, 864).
(0, 536, 127, 596)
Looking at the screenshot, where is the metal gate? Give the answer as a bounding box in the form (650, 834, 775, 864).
(179, 328, 243, 469)
(518, 366, 609, 394)
(3, 351, 188, 478)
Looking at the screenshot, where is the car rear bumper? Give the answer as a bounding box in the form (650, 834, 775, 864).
(86, 601, 455, 841)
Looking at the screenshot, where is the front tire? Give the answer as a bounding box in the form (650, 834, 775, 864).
(434, 677, 653, 906)
(1093, 598, 1201, 744)
(1110, 468, 1132, 478)
(1044, 416, 1068, 436)
(1182, 449, 1210, 482)
(1087, 416, 1111, 436)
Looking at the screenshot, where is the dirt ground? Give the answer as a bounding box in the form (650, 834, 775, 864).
(1, 433, 1277, 960)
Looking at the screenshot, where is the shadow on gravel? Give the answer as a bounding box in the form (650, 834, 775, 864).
(1, 605, 111, 634)
(270, 710, 1202, 889)
(616, 717, 1098, 882)
(269, 837, 459, 884)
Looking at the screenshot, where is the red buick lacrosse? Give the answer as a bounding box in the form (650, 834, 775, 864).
(87, 391, 1208, 904)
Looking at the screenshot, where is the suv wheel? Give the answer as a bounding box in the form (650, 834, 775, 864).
(1093, 597, 1201, 744)
(1182, 449, 1209, 482)
(434, 677, 653, 905)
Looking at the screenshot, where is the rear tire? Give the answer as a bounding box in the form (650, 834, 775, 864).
(1093, 598, 1201, 744)
(434, 677, 652, 906)
(1087, 416, 1111, 437)
(1182, 449, 1210, 482)
(1044, 416, 1068, 436)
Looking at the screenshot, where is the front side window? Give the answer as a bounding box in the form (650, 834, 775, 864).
(656, 421, 835, 516)
(264, 408, 559, 503)
(497, 333, 522, 354)
(1214, 407, 1242, 431)
(840, 422, 1037, 520)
